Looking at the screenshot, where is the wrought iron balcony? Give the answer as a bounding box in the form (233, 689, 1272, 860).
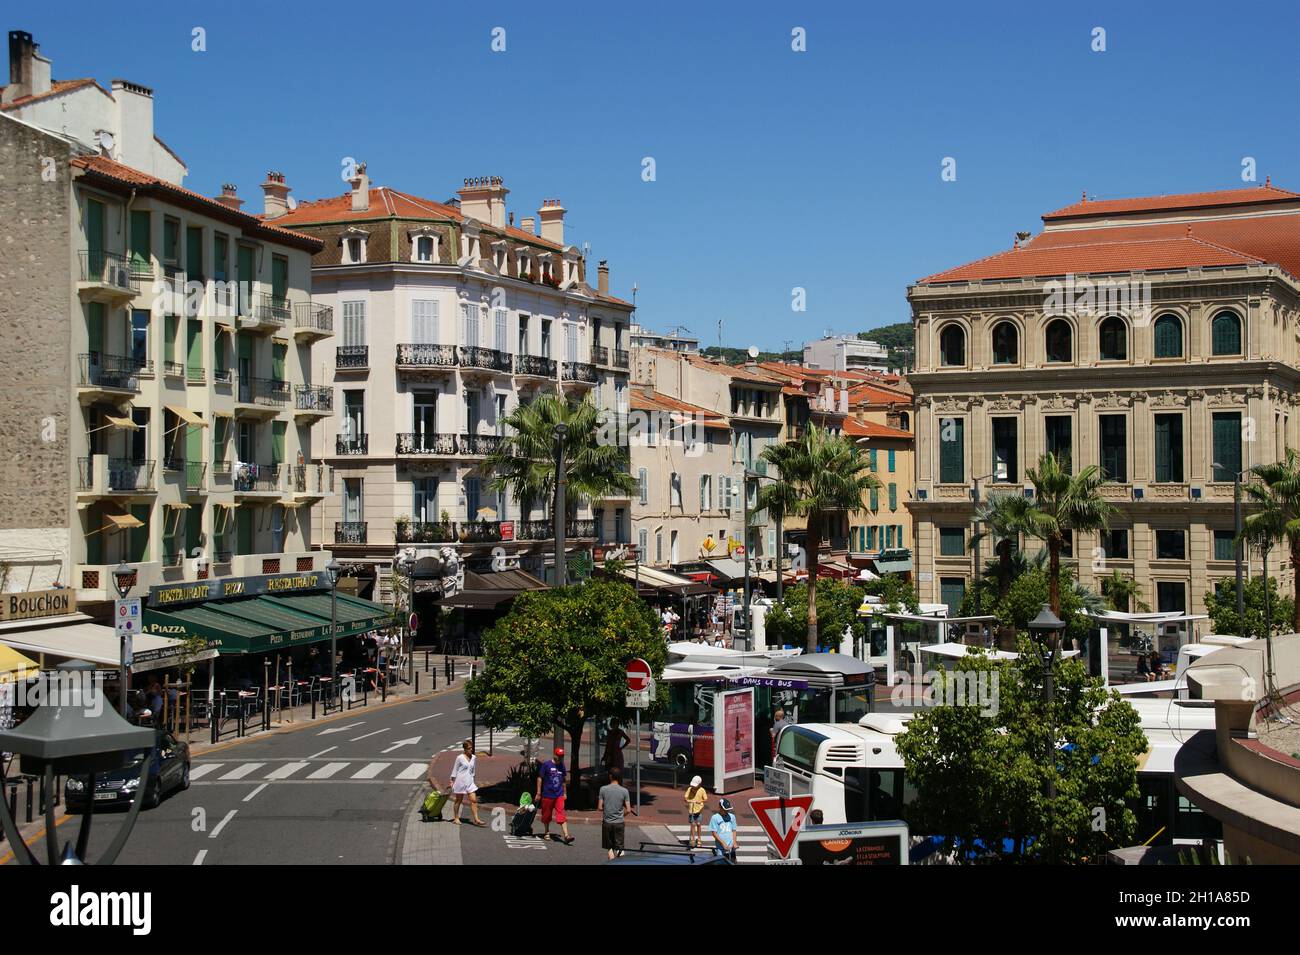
(396, 432, 457, 455)
(236, 376, 291, 406)
(163, 361, 184, 377)
(161, 549, 185, 569)
(213, 368, 233, 386)
(457, 346, 512, 373)
(458, 433, 502, 456)
(335, 522, 367, 545)
(567, 518, 597, 539)
(614, 349, 629, 369)
(295, 384, 333, 412)
(252, 293, 291, 327)
(78, 250, 135, 294)
(212, 550, 233, 565)
(186, 365, 206, 384)
(294, 302, 333, 336)
(78, 353, 143, 391)
(459, 520, 503, 544)
(108, 458, 155, 492)
(233, 462, 281, 492)
(337, 345, 369, 369)
(186, 461, 207, 490)
(336, 435, 369, 455)
(514, 354, 557, 378)
(127, 253, 154, 281)
(592, 345, 609, 366)
(562, 361, 598, 384)
(292, 463, 331, 495)
(396, 343, 457, 368)
(396, 521, 457, 544)
(516, 520, 552, 541)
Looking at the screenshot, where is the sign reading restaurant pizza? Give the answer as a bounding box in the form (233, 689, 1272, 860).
(149, 571, 328, 607)
(0, 588, 77, 623)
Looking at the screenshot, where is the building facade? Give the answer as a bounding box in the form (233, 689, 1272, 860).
(802, 335, 890, 372)
(269, 171, 634, 593)
(907, 185, 1300, 614)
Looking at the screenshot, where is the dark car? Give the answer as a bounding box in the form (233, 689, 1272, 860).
(65, 730, 190, 812)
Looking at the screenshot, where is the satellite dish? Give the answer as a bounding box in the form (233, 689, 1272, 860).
(747, 345, 759, 359)
(287, 195, 298, 210)
(97, 131, 115, 153)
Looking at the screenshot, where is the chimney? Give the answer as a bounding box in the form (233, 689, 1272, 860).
(261, 170, 291, 219)
(520, 216, 536, 235)
(214, 183, 244, 211)
(110, 79, 155, 171)
(348, 161, 369, 212)
(537, 199, 566, 245)
(457, 176, 509, 227)
(4, 31, 48, 104)
(597, 260, 610, 295)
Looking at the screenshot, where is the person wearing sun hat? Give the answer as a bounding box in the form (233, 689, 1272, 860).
(708, 797, 738, 861)
(684, 775, 708, 848)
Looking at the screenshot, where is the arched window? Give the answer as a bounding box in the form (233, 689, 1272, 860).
(1153, 314, 1183, 358)
(1211, 311, 1242, 356)
(1098, 316, 1127, 361)
(992, 321, 1019, 364)
(1045, 319, 1073, 363)
(939, 324, 966, 367)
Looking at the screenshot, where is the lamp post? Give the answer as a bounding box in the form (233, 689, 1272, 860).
(553, 423, 568, 587)
(1212, 462, 1246, 629)
(326, 558, 341, 713)
(111, 561, 134, 716)
(1028, 603, 1066, 862)
(0, 660, 156, 864)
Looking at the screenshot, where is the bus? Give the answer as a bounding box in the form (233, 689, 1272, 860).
(773, 698, 1221, 849)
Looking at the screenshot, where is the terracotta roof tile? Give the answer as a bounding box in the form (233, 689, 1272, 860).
(844, 417, 911, 440)
(0, 77, 106, 110)
(1043, 185, 1300, 221)
(629, 388, 729, 429)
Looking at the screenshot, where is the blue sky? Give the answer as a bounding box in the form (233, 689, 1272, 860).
(19, 0, 1300, 350)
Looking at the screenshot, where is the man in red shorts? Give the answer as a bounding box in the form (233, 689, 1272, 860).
(534, 747, 575, 844)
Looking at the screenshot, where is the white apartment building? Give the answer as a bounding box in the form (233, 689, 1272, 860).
(803, 335, 890, 372)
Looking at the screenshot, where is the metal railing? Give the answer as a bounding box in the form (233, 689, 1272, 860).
(295, 385, 333, 412)
(186, 365, 205, 384)
(108, 458, 155, 492)
(78, 250, 135, 292)
(336, 435, 369, 455)
(592, 345, 609, 366)
(213, 368, 233, 385)
(163, 361, 184, 377)
(253, 293, 291, 327)
(335, 522, 367, 544)
(513, 518, 597, 541)
(396, 343, 457, 367)
(294, 302, 333, 334)
(396, 432, 457, 455)
(562, 361, 598, 383)
(237, 376, 291, 406)
(457, 346, 512, 373)
(614, 348, 629, 368)
(76, 457, 93, 491)
(459, 520, 503, 543)
(515, 354, 557, 378)
(336, 346, 369, 369)
(77, 353, 142, 391)
(292, 463, 331, 494)
(233, 463, 281, 492)
(458, 433, 502, 456)
(396, 521, 457, 544)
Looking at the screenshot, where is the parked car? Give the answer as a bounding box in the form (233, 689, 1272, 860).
(65, 729, 190, 812)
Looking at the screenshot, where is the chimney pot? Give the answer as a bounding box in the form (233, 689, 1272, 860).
(261, 171, 292, 220)
(597, 259, 609, 295)
(348, 162, 370, 212)
(537, 199, 566, 245)
(215, 184, 244, 211)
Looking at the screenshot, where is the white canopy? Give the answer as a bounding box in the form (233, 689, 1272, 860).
(0, 618, 215, 674)
(1087, 610, 1208, 625)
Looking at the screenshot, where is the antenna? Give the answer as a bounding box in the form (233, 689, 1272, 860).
(717, 318, 723, 351)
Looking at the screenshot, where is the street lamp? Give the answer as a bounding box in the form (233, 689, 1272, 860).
(1212, 461, 1246, 630)
(111, 561, 133, 716)
(326, 558, 341, 713)
(1028, 603, 1066, 862)
(0, 660, 156, 864)
(553, 423, 568, 587)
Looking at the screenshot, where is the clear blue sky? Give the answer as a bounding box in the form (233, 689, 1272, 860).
(19, 0, 1300, 350)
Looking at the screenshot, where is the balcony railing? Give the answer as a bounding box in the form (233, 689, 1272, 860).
(295, 385, 333, 412)
(252, 293, 291, 327)
(592, 345, 609, 366)
(161, 549, 185, 569)
(293, 463, 332, 495)
(213, 368, 233, 386)
(567, 518, 597, 538)
(163, 361, 184, 377)
(458, 433, 502, 456)
(212, 550, 233, 565)
(562, 361, 598, 384)
(513, 518, 598, 541)
(336, 435, 369, 455)
(396, 343, 457, 368)
(337, 346, 369, 369)
(77, 353, 142, 391)
(515, 355, 557, 378)
(459, 520, 503, 544)
(186, 461, 207, 490)
(396, 521, 457, 544)
(186, 365, 205, 384)
(233, 463, 281, 492)
(294, 302, 333, 335)
(396, 432, 457, 455)
(457, 346, 512, 373)
(108, 458, 155, 492)
(236, 376, 291, 406)
(78, 250, 135, 292)
(335, 522, 367, 545)
(614, 349, 629, 369)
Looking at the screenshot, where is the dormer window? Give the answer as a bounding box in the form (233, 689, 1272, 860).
(492, 240, 509, 273)
(410, 229, 439, 264)
(341, 228, 368, 265)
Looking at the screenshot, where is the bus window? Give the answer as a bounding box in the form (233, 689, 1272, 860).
(1132, 777, 1172, 846)
(843, 767, 869, 822)
(834, 686, 872, 724)
(842, 768, 905, 821)
(1175, 794, 1222, 841)
(776, 725, 825, 776)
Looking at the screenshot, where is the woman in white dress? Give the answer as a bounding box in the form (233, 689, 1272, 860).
(449, 738, 484, 826)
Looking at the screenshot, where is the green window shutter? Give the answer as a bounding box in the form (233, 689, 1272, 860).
(869, 449, 878, 472)
(888, 449, 896, 472)
(186, 423, 203, 467)
(164, 316, 178, 366)
(939, 418, 965, 483)
(129, 211, 151, 273)
(1154, 316, 1181, 358)
(86, 506, 104, 565)
(888, 483, 897, 510)
(1154, 416, 1170, 482)
(940, 527, 965, 556)
(213, 329, 226, 373)
(1154, 415, 1184, 483)
(187, 320, 202, 374)
(1212, 413, 1241, 481)
(272, 421, 286, 465)
(870, 487, 879, 510)
(213, 234, 229, 281)
(87, 302, 104, 354)
(163, 219, 179, 263)
(187, 227, 203, 277)
(86, 199, 105, 258)
(185, 507, 202, 555)
(130, 504, 150, 562)
(272, 256, 288, 302)
(212, 417, 227, 464)
(1213, 531, 1235, 562)
(272, 342, 286, 381)
(238, 246, 255, 287)
(237, 332, 252, 361)
(237, 509, 253, 555)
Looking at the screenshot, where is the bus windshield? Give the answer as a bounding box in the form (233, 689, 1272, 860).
(776, 725, 826, 776)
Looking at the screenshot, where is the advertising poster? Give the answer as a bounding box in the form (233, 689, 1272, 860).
(795, 822, 909, 866)
(713, 687, 754, 792)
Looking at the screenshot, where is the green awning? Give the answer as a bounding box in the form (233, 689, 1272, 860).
(265, 592, 393, 631)
(874, 559, 913, 575)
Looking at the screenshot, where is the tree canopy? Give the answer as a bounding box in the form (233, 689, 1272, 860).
(1203, 576, 1293, 640)
(763, 579, 867, 651)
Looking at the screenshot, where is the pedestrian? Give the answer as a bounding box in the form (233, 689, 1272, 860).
(449, 738, 484, 826)
(598, 766, 631, 860)
(684, 774, 708, 848)
(708, 797, 738, 861)
(535, 746, 575, 844)
(771, 707, 792, 759)
(602, 718, 631, 773)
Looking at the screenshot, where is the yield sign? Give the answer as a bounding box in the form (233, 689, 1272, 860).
(749, 794, 814, 859)
(625, 658, 651, 692)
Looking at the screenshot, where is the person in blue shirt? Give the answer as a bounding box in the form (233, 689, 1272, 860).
(534, 747, 575, 844)
(708, 798, 738, 860)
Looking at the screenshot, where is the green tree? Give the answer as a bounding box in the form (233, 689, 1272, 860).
(756, 425, 880, 651)
(479, 394, 637, 520)
(463, 579, 664, 792)
(1203, 576, 1292, 640)
(963, 566, 1093, 651)
(861, 573, 921, 614)
(1022, 453, 1116, 616)
(1099, 570, 1149, 614)
(1242, 447, 1300, 633)
(971, 492, 1034, 602)
(895, 648, 1147, 863)
(763, 579, 868, 651)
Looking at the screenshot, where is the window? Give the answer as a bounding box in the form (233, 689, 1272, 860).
(343, 478, 363, 522)
(1106, 528, 1129, 560)
(939, 417, 965, 483)
(413, 477, 438, 523)
(992, 418, 1018, 483)
(1211, 311, 1241, 356)
(869, 449, 878, 472)
(870, 486, 879, 510)
(540, 319, 552, 358)
(413, 390, 437, 436)
(638, 528, 648, 558)
(1213, 530, 1236, 562)
(271, 504, 285, 552)
(669, 473, 682, 508)
(1212, 412, 1242, 482)
(163, 217, 180, 268)
(343, 391, 365, 446)
(992, 321, 1019, 364)
(237, 421, 253, 463)
(343, 234, 366, 264)
(638, 468, 648, 505)
(1045, 319, 1072, 363)
(566, 323, 579, 363)
(129, 210, 151, 274)
(1153, 414, 1184, 483)
(886, 525, 895, 548)
(700, 474, 712, 511)
(411, 300, 438, 343)
(939, 325, 965, 366)
(414, 234, 435, 263)
(1155, 529, 1186, 560)
(939, 528, 965, 556)
(1157, 581, 1186, 614)
(461, 302, 479, 347)
(888, 483, 897, 510)
(939, 578, 966, 616)
(1098, 316, 1127, 361)
(495, 308, 508, 352)
(1153, 314, 1183, 358)
(131, 310, 150, 367)
(495, 394, 507, 437)
(465, 477, 482, 519)
(1045, 416, 1072, 471)
(1099, 415, 1127, 482)
(342, 301, 366, 346)
(518, 315, 530, 355)
(656, 532, 663, 564)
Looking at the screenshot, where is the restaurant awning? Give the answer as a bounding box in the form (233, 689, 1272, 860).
(0, 619, 216, 673)
(0, 645, 40, 683)
(434, 570, 548, 610)
(610, 565, 713, 597)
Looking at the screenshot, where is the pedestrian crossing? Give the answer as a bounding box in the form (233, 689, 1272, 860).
(664, 824, 770, 864)
(191, 760, 430, 783)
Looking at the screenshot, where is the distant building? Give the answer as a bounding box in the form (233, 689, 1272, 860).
(802, 335, 890, 372)
(629, 323, 699, 353)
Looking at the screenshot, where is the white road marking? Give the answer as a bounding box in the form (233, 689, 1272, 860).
(317, 722, 365, 736)
(455, 706, 468, 711)
(308, 746, 337, 759)
(349, 729, 387, 742)
(403, 713, 442, 725)
(242, 783, 268, 802)
(189, 763, 224, 780)
(351, 762, 391, 779)
(382, 736, 421, 754)
(396, 763, 427, 780)
(307, 762, 349, 779)
(266, 762, 309, 780)
(220, 763, 265, 780)
(209, 810, 237, 839)
(193, 850, 208, 865)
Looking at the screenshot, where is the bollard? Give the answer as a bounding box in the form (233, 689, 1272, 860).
(415, 671, 420, 694)
(431, 663, 436, 692)
(7, 782, 17, 835)
(489, 726, 493, 757)
(237, 699, 245, 739)
(424, 649, 429, 672)
(38, 774, 46, 815)
(311, 679, 317, 720)
(362, 671, 368, 708)
(212, 692, 221, 743)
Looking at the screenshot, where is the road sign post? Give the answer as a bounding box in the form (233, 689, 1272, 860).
(114, 597, 141, 716)
(626, 659, 652, 811)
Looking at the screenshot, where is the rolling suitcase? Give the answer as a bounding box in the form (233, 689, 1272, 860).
(420, 786, 449, 822)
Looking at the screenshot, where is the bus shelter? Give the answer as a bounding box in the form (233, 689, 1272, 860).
(870, 610, 999, 686)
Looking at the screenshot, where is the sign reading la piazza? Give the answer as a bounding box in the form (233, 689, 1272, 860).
(148, 571, 327, 607)
(0, 588, 77, 622)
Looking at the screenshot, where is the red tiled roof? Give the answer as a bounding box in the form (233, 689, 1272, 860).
(1043, 185, 1300, 221)
(71, 155, 321, 252)
(629, 388, 729, 429)
(844, 417, 910, 440)
(0, 77, 106, 110)
(679, 354, 784, 385)
(847, 381, 913, 406)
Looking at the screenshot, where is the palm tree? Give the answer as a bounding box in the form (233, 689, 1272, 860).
(479, 394, 637, 530)
(756, 425, 880, 651)
(1242, 447, 1300, 633)
(971, 492, 1034, 601)
(1099, 571, 1149, 614)
(1022, 452, 1116, 616)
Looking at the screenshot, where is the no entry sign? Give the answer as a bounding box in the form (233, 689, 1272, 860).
(625, 658, 651, 692)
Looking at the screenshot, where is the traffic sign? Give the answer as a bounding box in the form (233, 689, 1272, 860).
(625, 690, 650, 708)
(408, 612, 419, 632)
(749, 794, 814, 860)
(625, 657, 651, 692)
